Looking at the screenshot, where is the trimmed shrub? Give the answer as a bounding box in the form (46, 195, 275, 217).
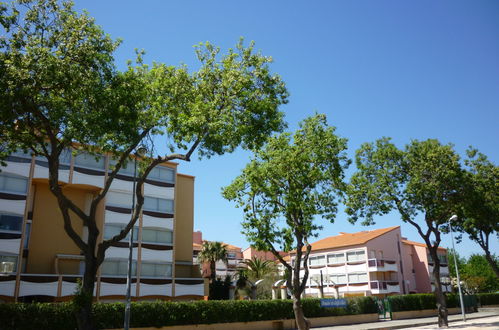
(387, 293, 471, 312)
(0, 297, 377, 330)
(477, 293, 499, 306)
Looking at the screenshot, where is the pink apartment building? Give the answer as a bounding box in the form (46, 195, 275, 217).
(287, 226, 450, 298)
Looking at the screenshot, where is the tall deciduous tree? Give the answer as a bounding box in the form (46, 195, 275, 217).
(197, 241, 228, 282)
(0, 1, 288, 329)
(460, 148, 499, 279)
(346, 138, 464, 327)
(223, 114, 349, 330)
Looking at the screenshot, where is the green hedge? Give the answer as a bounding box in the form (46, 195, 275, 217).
(0, 297, 377, 330)
(477, 293, 499, 306)
(388, 293, 466, 312)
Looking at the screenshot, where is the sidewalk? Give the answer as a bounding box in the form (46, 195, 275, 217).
(313, 310, 499, 330)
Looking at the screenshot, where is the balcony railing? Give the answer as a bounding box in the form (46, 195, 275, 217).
(367, 258, 398, 272)
(370, 281, 387, 290)
(370, 280, 401, 293)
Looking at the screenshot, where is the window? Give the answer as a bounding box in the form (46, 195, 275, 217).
(108, 158, 137, 177)
(148, 166, 175, 183)
(34, 147, 72, 165)
(144, 196, 174, 213)
(310, 274, 321, 285)
(0, 213, 23, 232)
(438, 254, 448, 264)
(74, 152, 105, 170)
(140, 262, 172, 277)
(348, 273, 368, 283)
(10, 149, 31, 159)
(141, 227, 172, 244)
(103, 224, 138, 241)
(24, 222, 31, 249)
(346, 250, 366, 262)
(0, 174, 27, 194)
(101, 259, 136, 276)
(0, 255, 17, 273)
(106, 191, 133, 209)
(309, 255, 326, 266)
(329, 274, 346, 284)
(327, 253, 345, 264)
(227, 252, 236, 259)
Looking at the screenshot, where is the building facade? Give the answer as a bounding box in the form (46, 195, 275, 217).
(285, 226, 449, 298)
(193, 231, 243, 279)
(0, 150, 207, 302)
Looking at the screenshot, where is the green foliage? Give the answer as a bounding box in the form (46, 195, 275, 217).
(347, 138, 464, 227)
(346, 138, 465, 325)
(222, 114, 349, 254)
(388, 294, 469, 312)
(462, 254, 499, 293)
(209, 276, 232, 300)
(459, 148, 499, 277)
(477, 293, 499, 306)
(197, 241, 229, 281)
(0, 297, 378, 329)
(243, 257, 277, 280)
(447, 249, 466, 278)
(447, 250, 498, 293)
(1, 2, 288, 328)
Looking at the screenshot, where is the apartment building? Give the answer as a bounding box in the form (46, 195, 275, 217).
(242, 247, 288, 262)
(0, 149, 207, 302)
(193, 231, 243, 279)
(285, 226, 449, 298)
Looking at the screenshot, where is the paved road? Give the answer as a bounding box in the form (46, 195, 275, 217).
(313, 310, 499, 330)
(406, 315, 499, 329)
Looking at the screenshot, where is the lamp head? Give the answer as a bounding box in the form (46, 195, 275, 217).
(135, 145, 148, 157)
(449, 215, 458, 222)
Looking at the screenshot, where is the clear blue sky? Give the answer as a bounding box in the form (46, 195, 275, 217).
(74, 0, 499, 257)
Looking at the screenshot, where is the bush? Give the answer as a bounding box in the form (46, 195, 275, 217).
(477, 293, 499, 306)
(0, 297, 377, 330)
(388, 293, 470, 312)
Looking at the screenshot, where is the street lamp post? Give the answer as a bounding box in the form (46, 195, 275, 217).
(124, 146, 147, 330)
(448, 214, 466, 322)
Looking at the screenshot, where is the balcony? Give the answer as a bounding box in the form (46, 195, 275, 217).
(0, 273, 206, 301)
(370, 280, 401, 294)
(368, 259, 398, 272)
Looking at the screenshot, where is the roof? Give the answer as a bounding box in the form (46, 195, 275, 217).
(300, 226, 400, 252)
(192, 241, 241, 252)
(402, 239, 447, 251)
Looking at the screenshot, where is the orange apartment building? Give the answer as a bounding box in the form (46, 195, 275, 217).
(0, 149, 207, 302)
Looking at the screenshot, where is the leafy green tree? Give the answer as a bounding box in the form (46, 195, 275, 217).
(197, 241, 229, 282)
(241, 257, 278, 299)
(446, 249, 465, 279)
(0, 1, 287, 329)
(462, 254, 499, 293)
(460, 148, 499, 279)
(223, 114, 349, 330)
(346, 138, 464, 327)
(243, 257, 276, 280)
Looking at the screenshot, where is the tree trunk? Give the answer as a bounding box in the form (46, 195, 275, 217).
(431, 253, 448, 328)
(210, 261, 216, 282)
(75, 253, 98, 330)
(293, 296, 310, 330)
(484, 249, 499, 279)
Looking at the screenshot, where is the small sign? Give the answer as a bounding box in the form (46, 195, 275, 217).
(320, 298, 347, 308)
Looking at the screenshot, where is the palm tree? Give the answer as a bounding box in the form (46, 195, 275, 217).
(243, 257, 276, 280)
(197, 241, 228, 281)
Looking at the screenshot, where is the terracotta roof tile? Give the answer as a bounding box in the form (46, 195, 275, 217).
(305, 226, 400, 252)
(192, 241, 241, 252)
(402, 239, 447, 251)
